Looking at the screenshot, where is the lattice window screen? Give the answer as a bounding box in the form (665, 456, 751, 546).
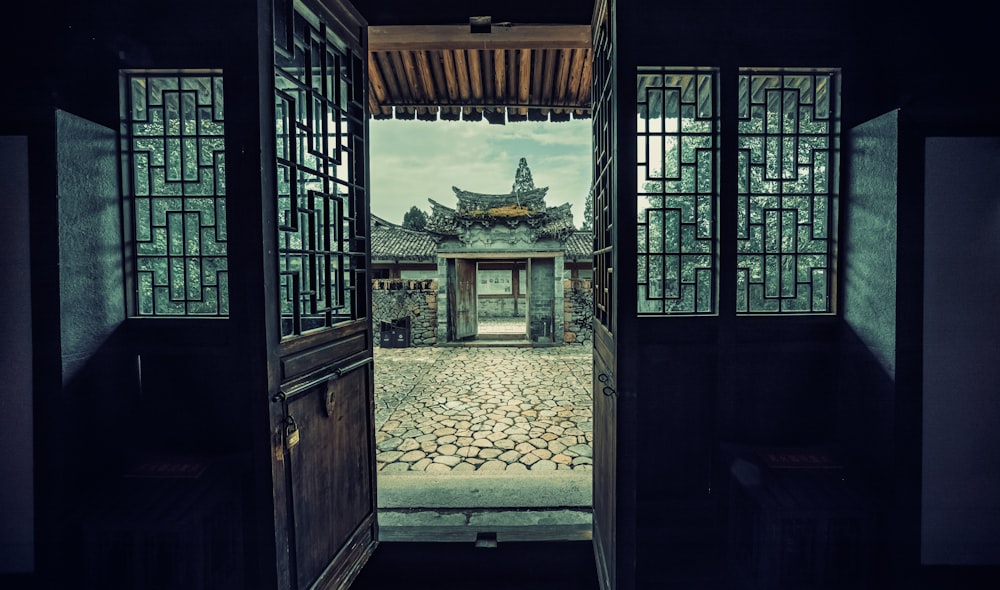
(121, 72, 228, 317)
(274, 6, 368, 338)
(736, 69, 839, 314)
(636, 68, 718, 315)
(591, 11, 614, 331)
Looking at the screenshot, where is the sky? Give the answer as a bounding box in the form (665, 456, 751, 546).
(368, 117, 592, 227)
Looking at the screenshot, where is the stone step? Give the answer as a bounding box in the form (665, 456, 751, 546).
(378, 508, 593, 543)
(377, 470, 592, 509)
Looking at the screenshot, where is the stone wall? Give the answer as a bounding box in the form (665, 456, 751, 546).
(563, 278, 593, 346)
(372, 277, 592, 347)
(371, 279, 437, 347)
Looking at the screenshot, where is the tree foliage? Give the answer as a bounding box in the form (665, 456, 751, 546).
(511, 157, 535, 195)
(402, 205, 428, 231)
(581, 183, 594, 231)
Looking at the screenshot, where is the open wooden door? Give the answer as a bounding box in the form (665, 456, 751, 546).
(263, 0, 376, 588)
(591, 0, 634, 588)
(454, 258, 478, 340)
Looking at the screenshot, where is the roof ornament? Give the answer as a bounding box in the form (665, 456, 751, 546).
(424, 158, 573, 241)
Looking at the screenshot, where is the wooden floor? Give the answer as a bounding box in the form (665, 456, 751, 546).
(350, 540, 600, 590)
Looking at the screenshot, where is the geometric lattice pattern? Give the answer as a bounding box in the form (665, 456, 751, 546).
(120, 72, 228, 316)
(591, 11, 614, 331)
(274, 5, 368, 337)
(736, 69, 840, 313)
(637, 68, 718, 314)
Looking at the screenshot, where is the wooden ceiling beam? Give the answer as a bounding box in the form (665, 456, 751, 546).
(554, 48, 572, 105)
(367, 55, 390, 106)
(493, 49, 506, 103)
(441, 50, 460, 101)
(566, 47, 589, 105)
(374, 51, 402, 103)
(388, 51, 414, 102)
(453, 50, 472, 103)
(468, 49, 484, 102)
(577, 50, 593, 105)
(369, 24, 591, 51)
(413, 50, 437, 101)
(517, 49, 531, 115)
(397, 50, 421, 102)
(541, 49, 556, 104)
(481, 49, 494, 101)
(428, 49, 447, 97)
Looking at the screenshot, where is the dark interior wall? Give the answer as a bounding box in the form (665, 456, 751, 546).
(614, 1, 850, 453)
(0, 137, 34, 574)
(836, 110, 902, 583)
(613, 1, 861, 585)
(56, 110, 125, 385)
(4, 1, 267, 584)
(50, 110, 138, 578)
(839, 110, 899, 476)
(921, 137, 1000, 565)
(35, 0, 266, 460)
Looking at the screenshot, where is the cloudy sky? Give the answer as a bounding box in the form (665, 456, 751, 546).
(368, 117, 592, 227)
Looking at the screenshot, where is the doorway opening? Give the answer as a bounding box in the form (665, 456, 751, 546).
(369, 121, 594, 541)
(475, 260, 527, 342)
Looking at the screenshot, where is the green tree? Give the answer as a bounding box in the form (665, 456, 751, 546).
(511, 157, 535, 194)
(581, 183, 594, 231)
(402, 205, 428, 231)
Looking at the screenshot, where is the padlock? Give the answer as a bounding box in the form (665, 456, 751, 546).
(285, 416, 300, 449)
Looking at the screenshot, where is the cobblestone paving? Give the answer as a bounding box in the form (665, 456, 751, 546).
(374, 346, 592, 473)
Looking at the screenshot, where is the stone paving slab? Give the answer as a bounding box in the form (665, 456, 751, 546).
(374, 345, 592, 473)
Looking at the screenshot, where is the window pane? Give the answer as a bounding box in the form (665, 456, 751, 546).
(637, 68, 718, 315)
(736, 69, 839, 314)
(121, 72, 228, 317)
(274, 6, 368, 338)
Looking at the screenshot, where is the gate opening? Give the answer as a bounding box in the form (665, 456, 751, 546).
(370, 119, 594, 541)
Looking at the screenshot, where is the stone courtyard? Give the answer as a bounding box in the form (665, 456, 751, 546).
(374, 345, 593, 473)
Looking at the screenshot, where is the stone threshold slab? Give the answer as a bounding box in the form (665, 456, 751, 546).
(378, 508, 593, 543)
(377, 470, 592, 509)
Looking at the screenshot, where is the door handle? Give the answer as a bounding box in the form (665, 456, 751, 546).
(273, 356, 373, 403)
(598, 373, 616, 397)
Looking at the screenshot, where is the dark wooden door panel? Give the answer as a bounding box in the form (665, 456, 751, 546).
(593, 325, 617, 590)
(263, 0, 376, 588)
(456, 259, 477, 340)
(287, 366, 374, 589)
(590, 0, 627, 587)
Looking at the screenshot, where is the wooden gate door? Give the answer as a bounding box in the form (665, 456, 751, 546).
(264, 1, 376, 588)
(591, 0, 634, 588)
(454, 258, 478, 340)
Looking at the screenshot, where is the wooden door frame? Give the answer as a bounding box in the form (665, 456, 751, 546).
(591, 0, 637, 588)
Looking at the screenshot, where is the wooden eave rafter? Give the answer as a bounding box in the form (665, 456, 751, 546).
(368, 24, 593, 123)
(368, 24, 591, 51)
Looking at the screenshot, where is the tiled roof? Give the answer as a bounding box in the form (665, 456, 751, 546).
(371, 215, 437, 262)
(370, 216, 594, 262)
(564, 230, 594, 261)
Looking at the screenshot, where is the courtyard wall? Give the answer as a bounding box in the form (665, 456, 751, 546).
(371, 278, 592, 346)
(563, 278, 593, 346)
(371, 279, 438, 346)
